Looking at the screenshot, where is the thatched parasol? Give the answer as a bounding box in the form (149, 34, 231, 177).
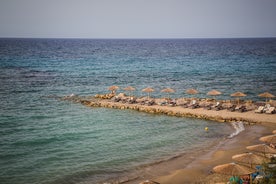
(232, 152, 269, 168)
(161, 88, 175, 98)
(259, 134, 276, 144)
(108, 85, 119, 94)
(142, 87, 154, 99)
(186, 89, 199, 99)
(207, 90, 222, 96)
(231, 91, 246, 105)
(258, 92, 275, 104)
(123, 86, 135, 96)
(207, 90, 222, 101)
(246, 144, 276, 156)
(186, 88, 199, 95)
(213, 162, 255, 176)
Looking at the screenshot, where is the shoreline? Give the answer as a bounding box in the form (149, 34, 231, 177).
(122, 123, 276, 184)
(153, 123, 276, 184)
(61, 95, 276, 183)
(65, 96, 276, 125)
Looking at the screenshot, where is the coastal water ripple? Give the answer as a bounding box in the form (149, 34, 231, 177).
(0, 38, 275, 184)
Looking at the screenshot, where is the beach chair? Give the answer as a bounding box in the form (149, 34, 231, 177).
(157, 101, 166, 106)
(127, 97, 137, 104)
(255, 106, 265, 113)
(146, 100, 155, 106)
(265, 107, 275, 114)
(181, 101, 190, 108)
(235, 105, 247, 112)
(263, 104, 271, 112)
(203, 103, 212, 110)
(212, 102, 223, 111)
(168, 99, 176, 107)
(113, 96, 121, 102)
(227, 104, 236, 112)
(188, 100, 199, 109)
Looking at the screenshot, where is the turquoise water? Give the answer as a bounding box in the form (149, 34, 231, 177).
(0, 38, 275, 184)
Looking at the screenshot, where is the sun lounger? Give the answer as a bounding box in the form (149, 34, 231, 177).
(146, 100, 155, 106)
(263, 104, 271, 111)
(158, 101, 167, 106)
(235, 105, 247, 112)
(203, 103, 212, 110)
(113, 96, 121, 102)
(181, 101, 190, 108)
(188, 100, 199, 109)
(212, 102, 223, 111)
(255, 106, 265, 113)
(265, 107, 275, 114)
(127, 97, 137, 104)
(168, 101, 176, 106)
(227, 104, 236, 112)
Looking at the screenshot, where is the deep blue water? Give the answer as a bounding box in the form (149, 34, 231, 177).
(0, 38, 276, 184)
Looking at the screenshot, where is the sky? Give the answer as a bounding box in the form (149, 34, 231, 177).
(0, 0, 276, 38)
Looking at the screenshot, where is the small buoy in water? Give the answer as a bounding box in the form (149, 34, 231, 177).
(205, 127, 209, 131)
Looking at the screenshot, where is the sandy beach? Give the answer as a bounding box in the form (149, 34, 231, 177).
(61, 95, 276, 183)
(153, 124, 276, 184)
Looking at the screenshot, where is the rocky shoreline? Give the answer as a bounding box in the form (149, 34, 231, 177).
(60, 95, 276, 125)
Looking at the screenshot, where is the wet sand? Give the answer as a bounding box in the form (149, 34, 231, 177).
(127, 123, 276, 184)
(155, 124, 275, 184)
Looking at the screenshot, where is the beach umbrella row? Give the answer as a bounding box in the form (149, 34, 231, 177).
(107, 86, 274, 102)
(213, 131, 276, 182)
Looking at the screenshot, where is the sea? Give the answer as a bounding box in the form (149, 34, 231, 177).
(0, 38, 276, 184)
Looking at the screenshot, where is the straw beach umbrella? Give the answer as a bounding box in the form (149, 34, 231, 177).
(161, 88, 175, 98)
(232, 152, 269, 168)
(142, 87, 154, 99)
(207, 90, 222, 101)
(246, 144, 276, 156)
(124, 86, 135, 96)
(213, 162, 255, 176)
(258, 92, 275, 104)
(259, 134, 276, 144)
(108, 85, 119, 94)
(207, 90, 222, 96)
(186, 88, 199, 100)
(186, 88, 198, 95)
(231, 92, 246, 105)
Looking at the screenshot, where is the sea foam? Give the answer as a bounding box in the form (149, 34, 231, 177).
(228, 122, 245, 138)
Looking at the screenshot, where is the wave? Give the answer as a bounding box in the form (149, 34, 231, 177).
(228, 122, 245, 138)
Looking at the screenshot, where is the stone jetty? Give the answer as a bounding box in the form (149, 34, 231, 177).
(61, 95, 276, 125)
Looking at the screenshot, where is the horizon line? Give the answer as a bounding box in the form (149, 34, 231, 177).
(0, 36, 276, 40)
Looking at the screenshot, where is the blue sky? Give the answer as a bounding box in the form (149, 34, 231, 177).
(0, 0, 276, 38)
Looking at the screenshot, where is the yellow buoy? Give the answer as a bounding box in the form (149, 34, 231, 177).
(205, 127, 209, 131)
